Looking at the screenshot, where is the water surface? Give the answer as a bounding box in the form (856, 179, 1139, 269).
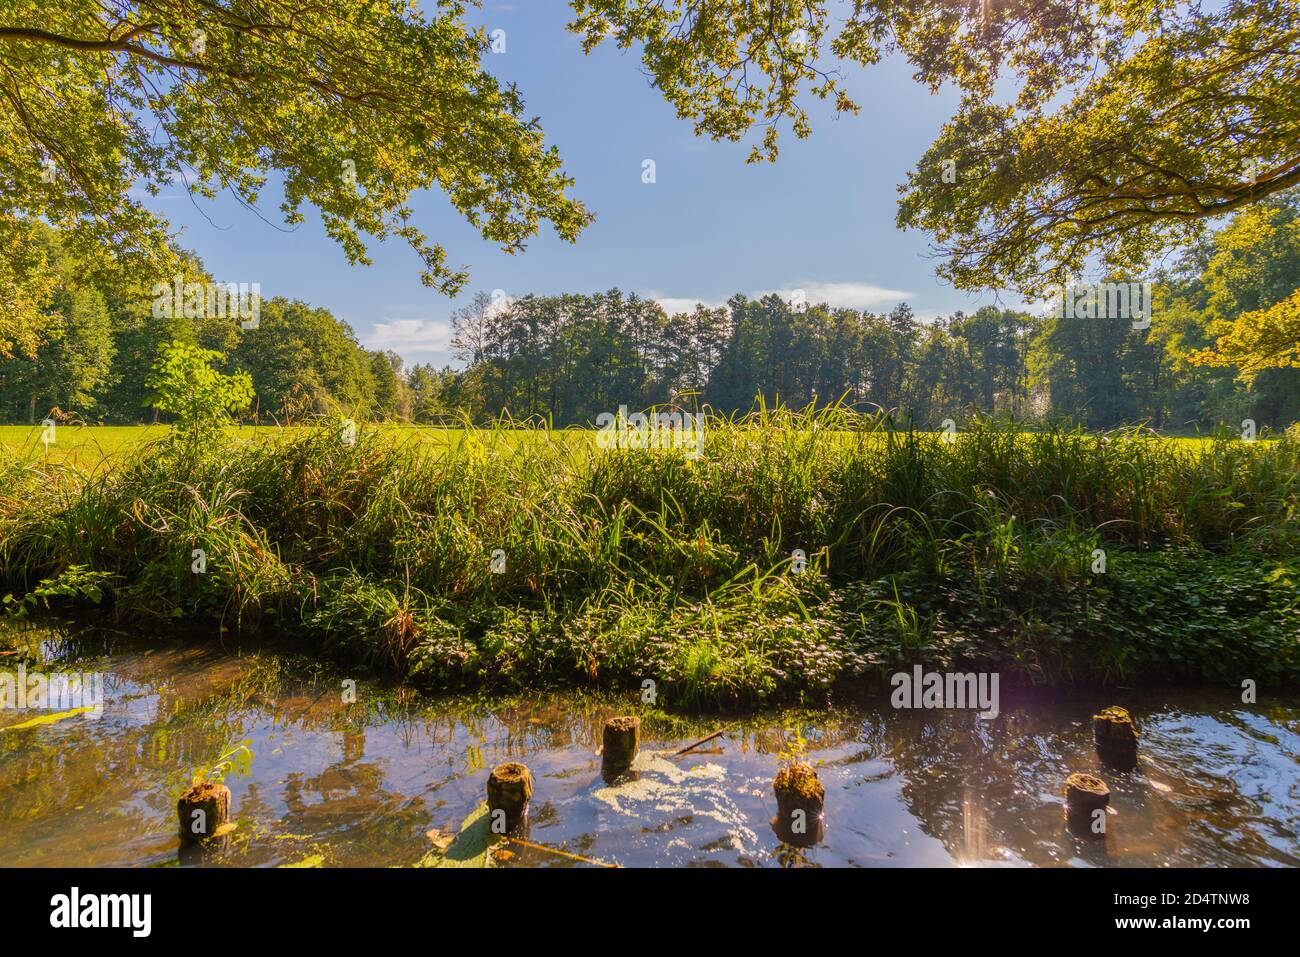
(1, 621, 1296, 868)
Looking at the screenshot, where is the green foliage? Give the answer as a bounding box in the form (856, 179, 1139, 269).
(2, 414, 1296, 707)
(0, 224, 115, 418)
(1192, 291, 1300, 377)
(0, 230, 421, 426)
(0, 0, 591, 352)
(1186, 198, 1300, 382)
(228, 298, 376, 422)
(847, 549, 1300, 687)
(188, 739, 253, 787)
(0, 214, 58, 358)
(1154, 195, 1300, 425)
(145, 340, 253, 443)
(2, 565, 113, 617)
(576, 1, 1299, 295)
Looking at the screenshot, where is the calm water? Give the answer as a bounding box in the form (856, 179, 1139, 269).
(1, 621, 1297, 868)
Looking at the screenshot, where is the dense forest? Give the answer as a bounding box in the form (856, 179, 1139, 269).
(4, 196, 1298, 432)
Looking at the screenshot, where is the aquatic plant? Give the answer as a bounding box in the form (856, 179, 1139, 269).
(188, 740, 254, 788)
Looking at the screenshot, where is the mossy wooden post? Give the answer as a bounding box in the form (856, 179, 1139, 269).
(177, 782, 231, 844)
(601, 716, 640, 779)
(1065, 772, 1110, 837)
(1093, 706, 1139, 770)
(486, 762, 532, 833)
(772, 763, 825, 846)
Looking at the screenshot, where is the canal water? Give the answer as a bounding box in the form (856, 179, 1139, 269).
(1, 620, 1296, 867)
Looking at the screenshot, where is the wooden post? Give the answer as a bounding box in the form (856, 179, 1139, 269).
(601, 716, 640, 779)
(1093, 706, 1139, 770)
(1065, 772, 1110, 837)
(486, 762, 532, 833)
(177, 782, 231, 844)
(772, 762, 825, 846)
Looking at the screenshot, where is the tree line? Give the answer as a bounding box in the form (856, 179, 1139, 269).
(2, 197, 1297, 431)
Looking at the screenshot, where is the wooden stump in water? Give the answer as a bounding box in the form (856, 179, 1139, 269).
(1065, 772, 1110, 837)
(772, 763, 825, 846)
(601, 716, 640, 779)
(486, 762, 532, 833)
(1093, 706, 1139, 770)
(177, 782, 231, 844)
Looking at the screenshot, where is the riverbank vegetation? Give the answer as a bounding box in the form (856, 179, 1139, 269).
(3, 409, 1295, 709)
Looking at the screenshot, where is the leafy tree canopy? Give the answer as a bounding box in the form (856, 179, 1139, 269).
(1186, 196, 1300, 376)
(0, 0, 592, 355)
(570, 0, 1300, 296)
(1191, 289, 1300, 377)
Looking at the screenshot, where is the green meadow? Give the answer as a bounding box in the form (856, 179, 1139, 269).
(0, 421, 1228, 468)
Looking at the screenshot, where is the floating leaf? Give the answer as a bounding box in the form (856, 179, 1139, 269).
(417, 802, 500, 868)
(425, 826, 454, 852)
(1, 707, 95, 731)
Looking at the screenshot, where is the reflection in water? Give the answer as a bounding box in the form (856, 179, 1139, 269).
(1, 621, 1297, 868)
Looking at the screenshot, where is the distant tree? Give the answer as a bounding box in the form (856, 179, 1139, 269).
(369, 351, 409, 421)
(662, 303, 732, 400)
(906, 324, 977, 426)
(0, 285, 115, 423)
(407, 364, 455, 423)
(1144, 275, 1236, 430)
(449, 291, 505, 420)
(98, 294, 193, 423)
(1029, 307, 1159, 429)
(949, 307, 1037, 415)
(0, 228, 115, 421)
(876, 304, 919, 413)
(449, 292, 498, 368)
(231, 299, 373, 421)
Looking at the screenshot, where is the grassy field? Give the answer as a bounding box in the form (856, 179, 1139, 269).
(2, 412, 1297, 708)
(0, 423, 593, 469)
(0, 424, 463, 467)
(0, 421, 1236, 468)
(0, 425, 170, 466)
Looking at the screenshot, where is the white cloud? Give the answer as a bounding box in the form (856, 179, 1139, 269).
(652, 296, 728, 315)
(649, 281, 913, 316)
(750, 281, 912, 310)
(366, 317, 453, 354)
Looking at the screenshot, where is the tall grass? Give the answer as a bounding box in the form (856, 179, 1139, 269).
(2, 409, 1297, 706)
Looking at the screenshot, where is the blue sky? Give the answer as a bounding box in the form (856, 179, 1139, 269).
(145, 2, 1004, 369)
